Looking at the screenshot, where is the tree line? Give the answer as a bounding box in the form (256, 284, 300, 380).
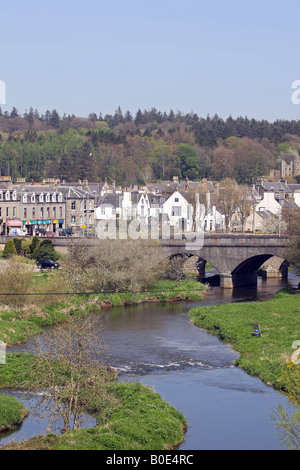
(0, 106, 300, 184)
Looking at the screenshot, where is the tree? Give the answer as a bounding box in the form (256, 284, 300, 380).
(64, 239, 168, 294)
(0, 258, 34, 308)
(33, 239, 59, 261)
(217, 178, 241, 231)
(177, 144, 201, 180)
(236, 186, 254, 232)
(3, 240, 17, 258)
(30, 314, 118, 432)
(282, 207, 300, 273)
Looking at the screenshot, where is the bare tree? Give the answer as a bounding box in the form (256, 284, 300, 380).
(237, 186, 254, 232)
(64, 239, 168, 294)
(28, 314, 118, 432)
(217, 178, 241, 231)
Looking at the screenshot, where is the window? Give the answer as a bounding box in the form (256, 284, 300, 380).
(40, 207, 44, 218)
(0, 191, 3, 201)
(13, 207, 16, 217)
(47, 207, 50, 218)
(46, 193, 50, 202)
(0, 208, 2, 217)
(6, 207, 9, 217)
(58, 192, 63, 202)
(32, 207, 36, 218)
(39, 193, 44, 203)
(12, 191, 17, 200)
(53, 207, 56, 217)
(31, 193, 35, 203)
(172, 206, 182, 216)
(5, 191, 10, 201)
(71, 201, 76, 210)
(52, 193, 56, 202)
(59, 206, 62, 217)
(24, 208, 27, 218)
(175, 197, 179, 202)
(23, 193, 27, 203)
(71, 215, 76, 226)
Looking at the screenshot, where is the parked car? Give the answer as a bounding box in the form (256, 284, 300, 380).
(37, 259, 60, 270)
(59, 228, 72, 236)
(44, 231, 55, 237)
(35, 228, 46, 236)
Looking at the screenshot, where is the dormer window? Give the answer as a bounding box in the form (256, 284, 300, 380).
(23, 193, 27, 203)
(46, 192, 50, 202)
(52, 193, 56, 202)
(12, 190, 17, 200)
(5, 190, 10, 201)
(31, 193, 36, 203)
(0, 191, 3, 201)
(39, 192, 44, 203)
(58, 192, 63, 202)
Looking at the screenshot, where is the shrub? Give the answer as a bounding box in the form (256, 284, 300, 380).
(33, 240, 59, 261)
(13, 238, 22, 255)
(3, 240, 17, 258)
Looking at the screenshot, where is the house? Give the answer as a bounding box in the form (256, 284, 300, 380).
(162, 190, 193, 231)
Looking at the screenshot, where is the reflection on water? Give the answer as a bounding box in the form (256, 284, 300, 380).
(2, 272, 300, 449)
(0, 389, 96, 448)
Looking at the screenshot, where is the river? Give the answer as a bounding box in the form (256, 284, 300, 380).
(0, 274, 299, 450)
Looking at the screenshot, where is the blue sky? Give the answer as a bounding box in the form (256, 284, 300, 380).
(1, 0, 300, 121)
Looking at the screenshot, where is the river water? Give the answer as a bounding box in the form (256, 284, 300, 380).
(1, 274, 299, 450)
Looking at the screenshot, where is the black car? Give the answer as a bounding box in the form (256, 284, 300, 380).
(37, 259, 60, 270)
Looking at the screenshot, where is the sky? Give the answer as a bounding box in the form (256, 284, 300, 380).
(1, 0, 300, 122)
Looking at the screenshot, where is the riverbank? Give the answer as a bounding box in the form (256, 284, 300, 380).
(0, 279, 205, 449)
(188, 288, 300, 397)
(0, 278, 206, 348)
(0, 393, 28, 434)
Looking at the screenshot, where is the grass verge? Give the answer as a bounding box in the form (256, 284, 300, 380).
(188, 288, 300, 396)
(0, 355, 187, 450)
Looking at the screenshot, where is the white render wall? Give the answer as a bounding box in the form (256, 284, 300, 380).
(255, 192, 282, 215)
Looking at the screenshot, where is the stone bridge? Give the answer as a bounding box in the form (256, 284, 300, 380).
(161, 234, 290, 288)
(0, 233, 291, 289)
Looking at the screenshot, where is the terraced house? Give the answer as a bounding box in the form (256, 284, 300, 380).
(0, 177, 95, 235)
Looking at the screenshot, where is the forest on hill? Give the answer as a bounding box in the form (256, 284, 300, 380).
(0, 106, 300, 185)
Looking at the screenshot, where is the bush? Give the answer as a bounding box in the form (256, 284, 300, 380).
(29, 236, 40, 257)
(3, 240, 17, 258)
(13, 238, 22, 255)
(33, 240, 59, 261)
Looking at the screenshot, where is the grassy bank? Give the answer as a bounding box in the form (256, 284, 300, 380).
(2, 382, 187, 450)
(0, 393, 28, 433)
(0, 354, 187, 450)
(188, 289, 300, 396)
(0, 277, 203, 449)
(0, 277, 206, 347)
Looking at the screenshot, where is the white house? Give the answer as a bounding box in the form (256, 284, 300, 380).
(162, 191, 193, 230)
(255, 192, 282, 216)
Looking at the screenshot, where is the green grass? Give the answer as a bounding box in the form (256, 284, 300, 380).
(0, 277, 198, 450)
(0, 279, 206, 347)
(0, 393, 28, 432)
(0, 363, 187, 450)
(189, 289, 300, 394)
